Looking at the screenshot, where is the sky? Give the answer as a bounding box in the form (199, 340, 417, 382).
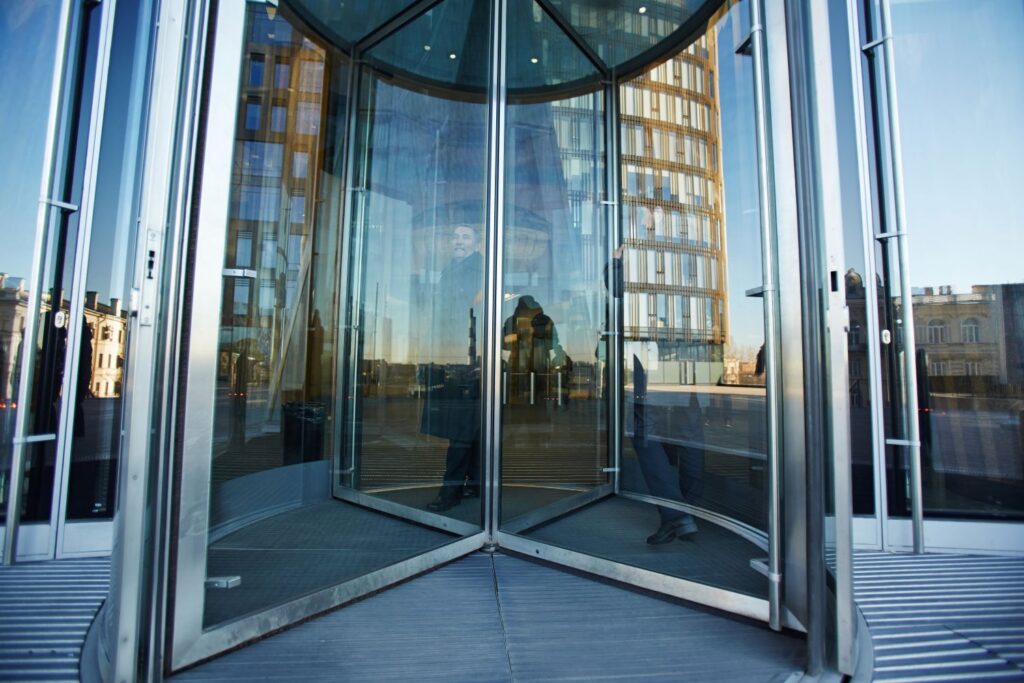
(716, 2, 768, 354)
(0, 1, 61, 285)
(891, 0, 1023, 294)
(0, 0, 144, 306)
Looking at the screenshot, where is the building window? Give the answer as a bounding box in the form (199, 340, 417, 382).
(248, 54, 264, 87)
(233, 279, 251, 317)
(236, 231, 253, 267)
(926, 319, 948, 344)
(289, 195, 305, 224)
(101, 325, 112, 341)
(292, 151, 308, 178)
(965, 361, 982, 376)
(298, 60, 324, 93)
(961, 318, 980, 343)
(270, 105, 287, 133)
(296, 101, 320, 135)
(274, 60, 290, 89)
(244, 100, 261, 130)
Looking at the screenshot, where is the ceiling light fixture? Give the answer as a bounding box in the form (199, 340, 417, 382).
(638, 6, 647, 14)
(424, 44, 431, 51)
(449, 52, 457, 60)
(530, 57, 539, 64)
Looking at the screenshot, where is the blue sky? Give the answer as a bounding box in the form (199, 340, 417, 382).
(892, 0, 1023, 293)
(0, 1, 61, 284)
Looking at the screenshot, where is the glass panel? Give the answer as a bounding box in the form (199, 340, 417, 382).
(617, 2, 767, 596)
(65, 0, 149, 521)
(340, 0, 491, 524)
(546, 0, 718, 69)
(499, 0, 770, 598)
(201, 6, 382, 628)
(505, 1, 600, 92)
(3, 2, 104, 525)
(830, 0, 876, 517)
(287, 0, 415, 46)
(364, 0, 491, 92)
(508, 2, 770, 599)
(0, 1, 64, 525)
(885, 0, 1024, 519)
(498, 83, 608, 522)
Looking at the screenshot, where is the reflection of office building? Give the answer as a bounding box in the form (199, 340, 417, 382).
(0, 274, 29, 406)
(907, 284, 1020, 384)
(600, 29, 730, 389)
(0, 276, 127, 401)
(221, 16, 327, 413)
(82, 292, 127, 398)
(619, 37, 727, 354)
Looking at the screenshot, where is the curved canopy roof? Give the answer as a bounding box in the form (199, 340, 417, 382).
(289, 0, 723, 94)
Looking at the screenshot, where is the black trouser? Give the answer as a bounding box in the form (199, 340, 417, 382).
(439, 438, 480, 499)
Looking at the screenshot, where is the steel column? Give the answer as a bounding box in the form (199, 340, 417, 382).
(482, 0, 508, 542)
(604, 79, 623, 494)
(845, 0, 890, 550)
(748, 0, 784, 632)
(877, 0, 924, 555)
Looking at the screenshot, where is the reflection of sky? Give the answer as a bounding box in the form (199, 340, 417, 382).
(86, 0, 147, 306)
(0, 1, 145, 306)
(893, 0, 1023, 293)
(716, 3, 765, 354)
(0, 2, 61, 282)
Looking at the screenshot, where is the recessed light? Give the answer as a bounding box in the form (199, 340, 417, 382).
(449, 52, 457, 60)
(530, 57, 539, 64)
(424, 44, 431, 51)
(638, 6, 647, 14)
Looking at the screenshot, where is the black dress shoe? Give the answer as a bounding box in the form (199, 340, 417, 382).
(646, 521, 681, 545)
(427, 494, 460, 512)
(646, 518, 698, 545)
(462, 484, 480, 499)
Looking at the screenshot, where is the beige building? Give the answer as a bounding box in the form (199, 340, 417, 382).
(0, 274, 127, 404)
(910, 285, 1012, 383)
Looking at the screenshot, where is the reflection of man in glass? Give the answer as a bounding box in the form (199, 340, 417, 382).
(502, 295, 565, 404)
(631, 344, 702, 544)
(423, 225, 483, 512)
(610, 243, 702, 544)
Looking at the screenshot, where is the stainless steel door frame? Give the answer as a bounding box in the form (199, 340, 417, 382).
(493, 0, 795, 633)
(169, 0, 244, 664)
(52, 0, 120, 561)
(170, 0, 498, 669)
(843, 0, 889, 554)
(1, 0, 75, 564)
(783, 0, 856, 674)
(3, 0, 118, 565)
(496, 530, 798, 627)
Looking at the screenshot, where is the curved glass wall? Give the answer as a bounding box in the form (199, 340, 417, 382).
(505, 1, 772, 601)
(168, 0, 781, 669)
(338, 0, 492, 527)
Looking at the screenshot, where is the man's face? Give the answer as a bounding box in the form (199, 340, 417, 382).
(452, 225, 478, 259)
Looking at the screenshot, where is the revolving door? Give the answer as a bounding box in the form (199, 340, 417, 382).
(167, 0, 790, 669)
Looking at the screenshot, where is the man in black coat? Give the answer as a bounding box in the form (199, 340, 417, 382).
(423, 224, 483, 511)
